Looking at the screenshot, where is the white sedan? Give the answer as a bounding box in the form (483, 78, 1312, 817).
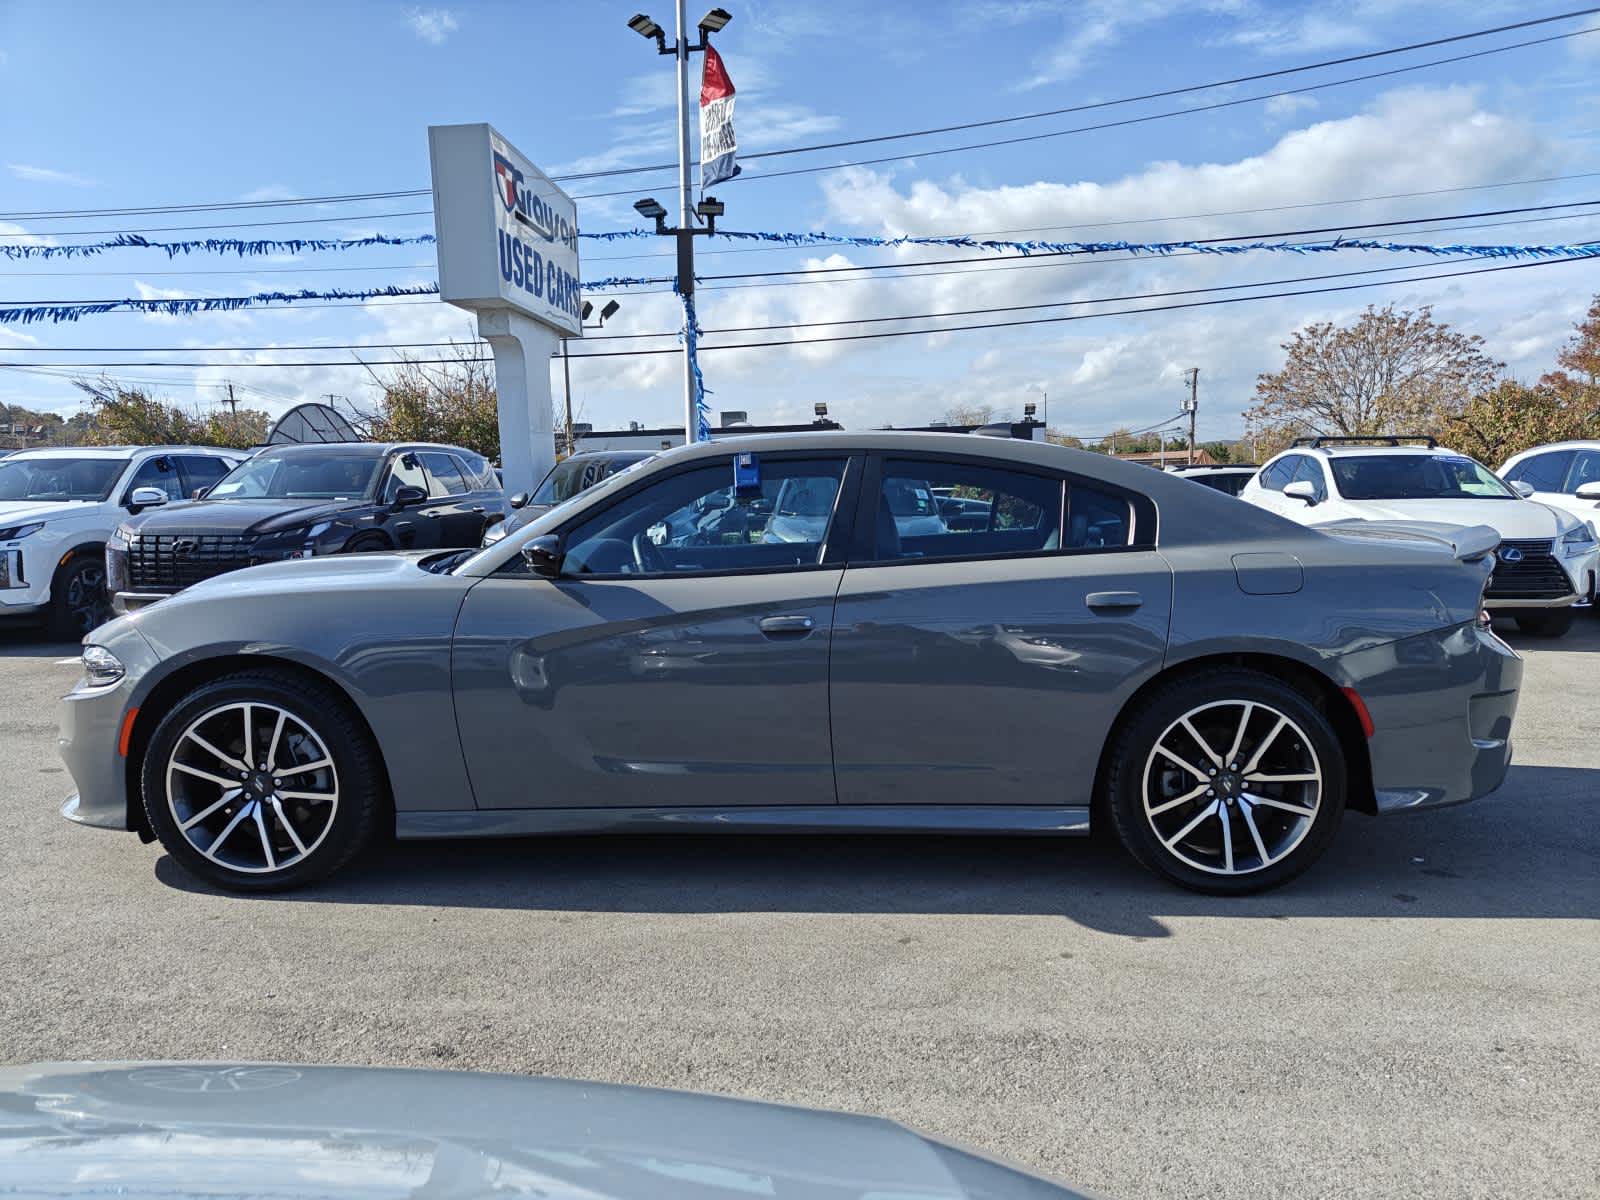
(1241, 436, 1598, 637)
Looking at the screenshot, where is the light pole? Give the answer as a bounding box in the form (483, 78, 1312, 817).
(562, 299, 620, 457)
(631, 193, 725, 444)
(626, 6, 733, 445)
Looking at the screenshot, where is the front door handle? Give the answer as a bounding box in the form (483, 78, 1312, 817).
(759, 615, 815, 637)
(1086, 591, 1143, 611)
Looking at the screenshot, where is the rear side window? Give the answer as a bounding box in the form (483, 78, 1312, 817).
(455, 451, 498, 490)
(177, 454, 232, 494)
(1066, 483, 1131, 549)
(1505, 450, 1574, 493)
(869, 459, 1061, 562)
(1258, 456, 1297, 492)
(418, 451, 468, 497)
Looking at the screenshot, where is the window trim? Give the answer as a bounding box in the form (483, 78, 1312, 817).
(845, 449, 1155, 569)
(522, 450, 864, 581)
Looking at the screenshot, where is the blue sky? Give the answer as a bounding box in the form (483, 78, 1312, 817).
(3, 0, 1599, 442)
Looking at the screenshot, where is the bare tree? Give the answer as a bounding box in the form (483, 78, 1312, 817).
(1247, 305, 1502, 442)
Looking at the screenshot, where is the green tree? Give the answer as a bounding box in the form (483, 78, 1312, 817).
(1445, 379, 1600, 466)
(354, 348, 501, 457)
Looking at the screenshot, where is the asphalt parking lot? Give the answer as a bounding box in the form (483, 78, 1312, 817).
(1, 618, 1596, 1199)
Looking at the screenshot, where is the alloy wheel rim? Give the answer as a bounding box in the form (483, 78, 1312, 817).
(165, 702, 340, 874)
(66, 563, 109, 633)
(1141, 699, 1322, 876)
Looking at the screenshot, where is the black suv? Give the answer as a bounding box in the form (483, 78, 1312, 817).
(108, 442, 504, 610)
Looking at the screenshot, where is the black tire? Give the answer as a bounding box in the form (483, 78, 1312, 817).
(48, 551, 110, 639)
(141, 669, 385, 892)
(1514, 609, 1575, 637)
(343, 533, 391, 554)
(1103, 668, 1347, 895)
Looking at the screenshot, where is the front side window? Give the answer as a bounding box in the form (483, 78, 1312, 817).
(125, 455, 186, 502)
(1330, 453, 1515, 500)
(0, 455, 127, 502)
(1564, 450, 1600, 493)
(1258, 456, 1297, 492)
(557, 457, 848, 577)
(1291, 456, 1328, 502)
(1504, 450, 1574, 493)
(211, 453, 382, 500)
(869, 459, 1061, 561)
(418, 451, 468, 498)
(381, 453, 428, 502)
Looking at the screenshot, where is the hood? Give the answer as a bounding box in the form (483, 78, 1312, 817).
(0, 499, 93, 525)
(0, 1062, 1090, 1199)
(128, 496, 371, 536)
(1331, 497, 1561, 540)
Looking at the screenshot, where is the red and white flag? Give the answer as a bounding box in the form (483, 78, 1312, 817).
(699, 43, 741, 190)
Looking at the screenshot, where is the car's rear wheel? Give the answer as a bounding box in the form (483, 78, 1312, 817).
(1105, 669, 1346, 894)
(141, 670, 384, 892)
(49, 552, 110, 638)
(1514, 608, 1575, 637)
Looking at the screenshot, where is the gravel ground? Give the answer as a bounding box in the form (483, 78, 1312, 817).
(1, 617, 1596, 1198)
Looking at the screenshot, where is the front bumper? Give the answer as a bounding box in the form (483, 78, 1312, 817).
(1338, 622, 1522, 814)
(0, 541, 51, 615)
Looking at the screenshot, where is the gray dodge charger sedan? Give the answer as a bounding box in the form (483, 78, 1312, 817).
(58, 432, 1522, 894)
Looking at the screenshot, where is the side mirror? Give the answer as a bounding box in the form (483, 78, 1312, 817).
(508, 492, 530, 510)
(1282, 480, 1319, 505)
(390, 484, 427, 511)
(1574, 481, 1600, 501)
(1509, 480, 1535, 498)
(520, 534, 563, 578)
(128, 486, 168, 510)
(192, 486, 211, 501)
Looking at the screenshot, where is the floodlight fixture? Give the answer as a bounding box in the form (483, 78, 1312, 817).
(627, 13, 662, 38)
(698, 8, 732, 34)
(600, 299, 622, 322)
(634, 197, 667, 221)
(581, 301, 594, 322)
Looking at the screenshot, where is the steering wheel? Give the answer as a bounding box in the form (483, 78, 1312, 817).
(631, 530, 667, 574)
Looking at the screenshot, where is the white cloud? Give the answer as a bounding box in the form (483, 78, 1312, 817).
(1572, 16, 1600, 59)
(405, 7, 459, 45)
(1263, 93, 1318, 119)
(240, 184, 298, 202)
(7, 163, 95, 187)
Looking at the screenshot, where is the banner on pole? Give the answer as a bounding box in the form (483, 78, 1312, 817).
(699, 44, 741, 191)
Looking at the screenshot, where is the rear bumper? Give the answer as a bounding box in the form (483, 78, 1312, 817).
(1336, 623, 1522, 814)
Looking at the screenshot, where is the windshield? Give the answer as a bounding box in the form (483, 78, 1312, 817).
(1330, 453, 1515, 501)
(208, 453, 380, 501)
(532, 455, 650, 505)
(0, 456, 126, 502)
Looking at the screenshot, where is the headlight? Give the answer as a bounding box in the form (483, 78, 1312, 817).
(81, 645, 125, 687)
(1560, 525, 1597, 557)
(482, 522, 508, 546)
(107, 524, 134, 552)
(0, 522, 44, 541)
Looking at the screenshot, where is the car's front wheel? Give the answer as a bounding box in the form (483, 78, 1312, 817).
(1105, 669, 1347, 894)
(141, 670, 384, 892)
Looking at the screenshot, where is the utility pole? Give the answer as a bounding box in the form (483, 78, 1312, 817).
(1182, 367, 1200, 465)
(221, 383, 238, 419)
(626, 7, 733, 445)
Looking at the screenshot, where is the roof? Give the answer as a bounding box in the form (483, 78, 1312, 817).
(1, 444, 239, 460)
(1289, 443, 1465, 458)
(251, 441, 474, 457)
(1503, 439, 1600, 456)
(1171, 463, 1257, 472)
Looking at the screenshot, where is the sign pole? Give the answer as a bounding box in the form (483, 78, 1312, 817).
(674, 0, 698, 444)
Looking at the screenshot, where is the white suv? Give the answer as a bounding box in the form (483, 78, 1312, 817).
(1240, 436, 1599, 637)
(0, 446, 243, 636)
(1499, 440, 1600, 545)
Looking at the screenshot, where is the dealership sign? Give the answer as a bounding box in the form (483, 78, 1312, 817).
(428, 123, 582, 338)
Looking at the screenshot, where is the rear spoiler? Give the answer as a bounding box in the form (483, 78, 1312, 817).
(1313, 519, 1500, 563)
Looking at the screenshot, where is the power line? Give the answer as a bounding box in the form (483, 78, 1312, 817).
(5, 7, 1596, 221)
(7, 252, 1593, 368)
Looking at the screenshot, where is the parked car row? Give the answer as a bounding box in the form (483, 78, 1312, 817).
(1162, 436, 1600, 638)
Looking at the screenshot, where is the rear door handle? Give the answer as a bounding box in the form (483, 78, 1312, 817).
(1086, 591, 1142, 611)
(759, 615, 816, 637)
